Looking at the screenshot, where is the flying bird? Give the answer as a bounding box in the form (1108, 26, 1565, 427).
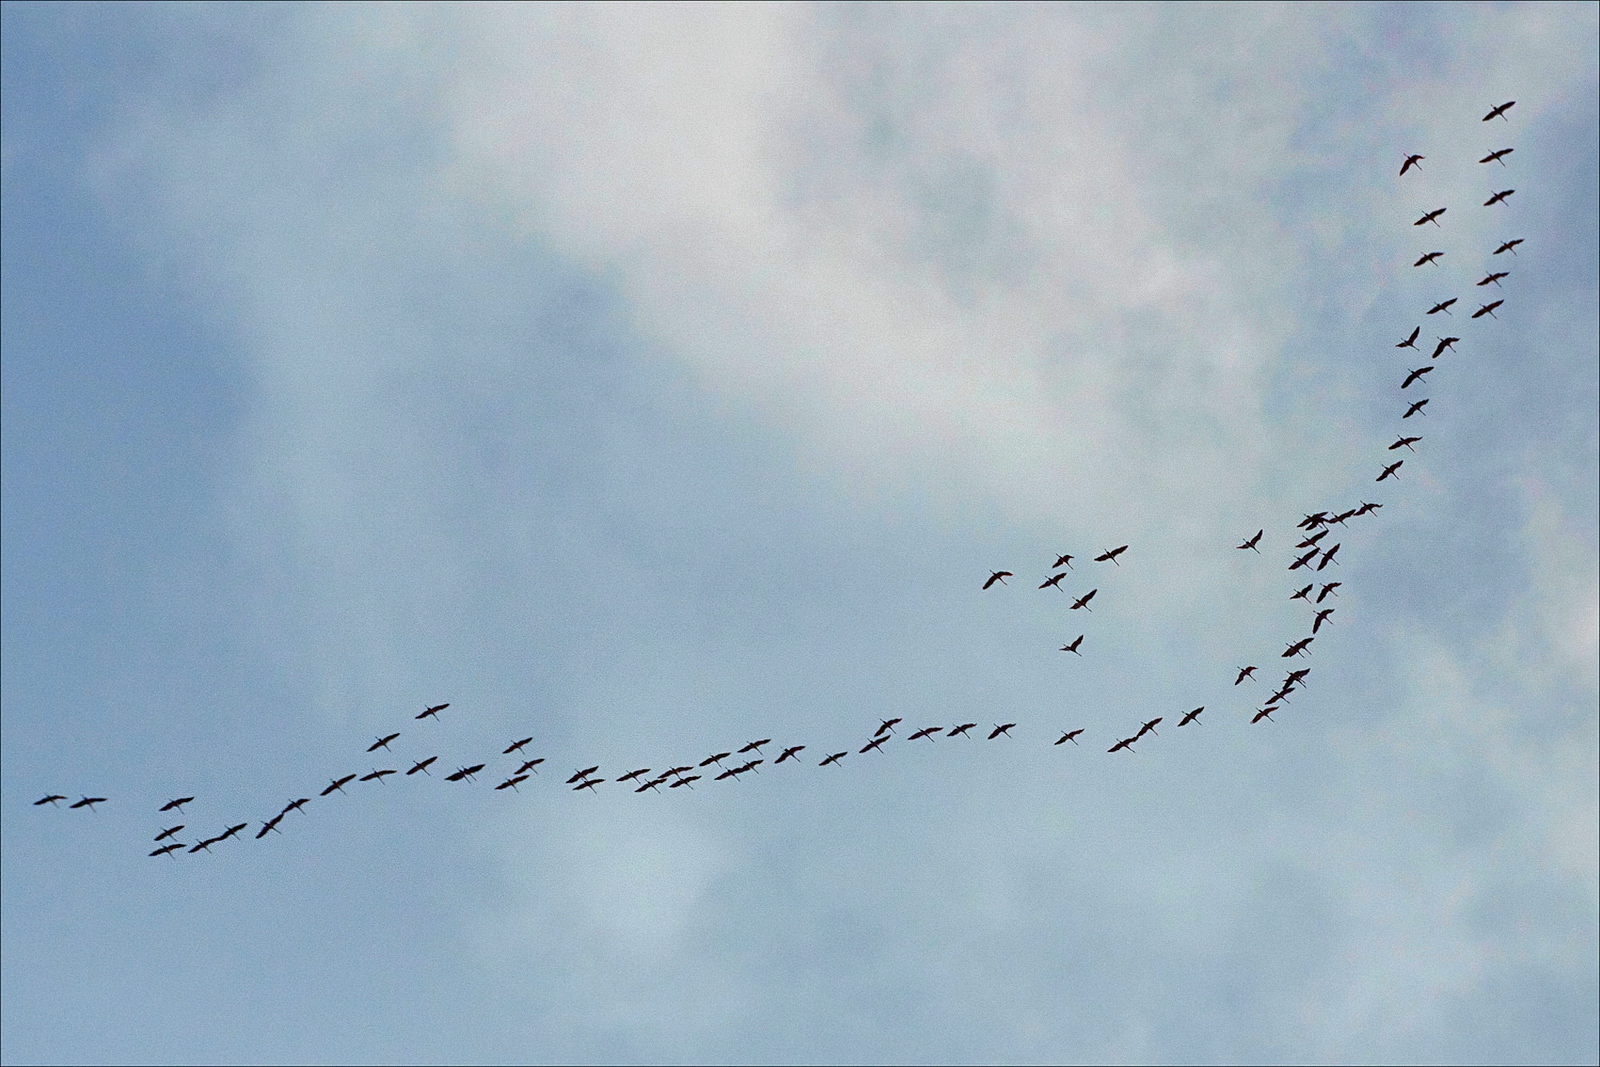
(1095, 545, 1129, 564)
(1402, 366, 1434, 389)
(1069, 588, 1098, 611)
(1283, 637, 1314, 658)
(1472, 300, 1504, 319)
(1252, 707, 1277, 724)
(1431, 336, 1459, 358)
(1107, 737, 1135, 754)
(1178, 706, 1205, 727)
(1403, 398, 1430, 419)
(698, 752, 732, 769)
(503, 737, 533, 755)
(1493, 238, 1523, 255)
(218, 822, 248, 841)
(1483, 100, 1515, 122)
(255, 815, 284, 839)
(775, 745, 806, 764)
(1413, 251, 1443, 267)
(445, 764, 485, 783)
(1352, 502, 1381, 516)
(573, 778, 605, 793)
(669, 775, 701, 789)
(1477, 272, 1508, 287)
(567, 766, 600, 784)
(1238, 529, 1263, 553)
(1289, 548, 1319, 571)
(70, 796, 107, 811)
(1484, 189, 1514, 207)
(150, 843, 185, 858)
(714, 768, 737, 782)
(1317, 582, 1341, 603)
(1039, 572, 1067, 590)
(282, 798, 311, 814)
(416, 702, 449, 721)
(154, 825, 184, 841)
(1052, 554, 1075, 569)
(1390, 436, 1421, 452)
(495, 775, 531, 792)
(160, 797, 195, 813)
(1330, 508, 1358, 526)
(860, 737, 888, 754)
(1135, 717, 1163, 739)
(1060, 635, 1084, 655)
(367, 733, 400, 753)
(1297, 529, 1329, 549)
(1297, 512, 1330, 530)
(617, 768, 651, 784)
(322, 774, 357, 796)
(983, 571, 1012, 590)
(1377, 460, 1404, 482)
(1235, 666, 1257, 685)
(1290, 583, 1313, 602)
(988, 723, 1016, 739)
(819, 751, 847, 767)
(907, 726, 941, 741)
(948, 723, 978, 738)
(189, 837, 219, 854)
(1426, 298, 1456, 316)
(875, 718, 902, 737)
(360, 768, 397, 784)
(406, 756, 438, 776)
(1399, 153, 1424, 175)
(739, 739, 771, 755)
(1055, 729, 1084, 746)
(516, 758, 545, 775)
(1396, 326, 1420, 349)
(1480, 148, 1513, 165)
(1313, 608, 1335, 634)
(34, 794, 66, 806)
(1413, 208, 1446, 227)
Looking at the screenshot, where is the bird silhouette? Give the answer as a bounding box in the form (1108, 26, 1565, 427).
(70, 796, 107, 811)
(503, 737, 534, 756)
(1039, 572, 1067, 590)
(1431, 337, 1459, 358)
(1095, 545, 1129, 565)
(1060, 635, 1085, 655)
(1290, 584, 1313, 602)
(1252, 707, 1277, 723)
(282, 798, 311, 814)
(1052, 554, 1075, 569)
(876, 718, 902, 737)
(1297, 529, 1329, 549)
(160, 797, 195, 813)
(698, 752, 732, 769)
(1069, 588, 1098, 611)
(1493, 238, 1523, 256)
(516, 758, 545, 775)
(322, 774, 357, 796)
(416, 702, 449, 721)
(1316, 544, 1341, 570)
(188, 837, 220, 853)
(1317, 582, 1341, 603)
(983, 571, 1012, 589)
(1480, 148, 1513, 165)
(567, 766, 601, 784)
(495, 774, 531, 792)
(1178, 706, 1205, 727)
(359, 768, 397, 784)
(1235, 666, 1257, 685)
(1238, 529, 1263, 553)
(1290, 548, 1319, 571)
(739, 739, 772, 755)
(1473, 300, 1504, 319)
(1396, 326, 1420, 349)
(1352, 502, 1381, 516)
(617, 768, 651, 784)
(573, 778, 605, 793)
(1402, 366, 1434, 389)
(1413, 251, 1443, 267)
(1390, 436, 1422, 452)
(150, 843, 185, 858)
(819, 751, 847, 767)
(1399, 153, 1424, 175)
(860, 737, 889, 754)
(255, 815, 284, 839)
(1477, 272, 1508, 287)
(406, 756, 439, 776)
(1055, 729, 1084, 745)
(34, 794, 66, 806)
(907, 726, 941, 741)
(1426, 298, 1457, 316)
(1483, 101, 1515, 121)
(1283, 637, 1314, 658)
(1107, 737, 1136, 754)
(155, 825, 184, 841)
(1405, 397, 1431, 416)
(218, 822, 248, 841)
(1484, 189, 1514, 207)
(368, 733, 400, 753)
(988, 723, 1016, 740)
(1135, 717, 1163, 739)
(1313, 608, 1335, 634)
(775, 745, 806, 764)
(948, 723, 978, 738)
(1414, 208, 1446, 227)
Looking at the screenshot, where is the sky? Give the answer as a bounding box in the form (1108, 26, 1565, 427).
(2, 4, 1596, 1064)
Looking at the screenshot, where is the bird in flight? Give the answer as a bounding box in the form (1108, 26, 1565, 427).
(1477, 272, 1508, 287)
(1414, 208, 1446, 227)
(1283, 637, 1314, 658)
(775, 745, 806, 764)
(1377, 460, 1404, 482)
(739, 740, 771, 756)
(406, 756, 438, 776)
(503, 737, 534, 756)
(948, 723, 978, 738)
(1399, 153, 1424, 175)
(255, 815, 284, 839)
(1413, 251, 1443, 267)
(1135, 717, 1163, 739)
(983, 571, 1012, 590)
(1472, 300, 1504, 319)
(360, 768, 397, 784)
(1178, 706, 1205, 727)
(283, 798, 311, 814)
(860, 737, 888, 754)
(1061, 635, 1084, 655)
(1055, 729, 1084, 746)
(1069, 588, 1098, 611)
(573, 778, 605, 793)
(1402, 366, 1434, 389)
(34, 794, 66, 806)
(1289, 548, 1319, 571)
(516, 758, 545, 775)
(1235, 666, 1257, 685)
(416, 703, 449, 721)
(1396, 326, 1420, 349)
(495, 774, 531, 792)
(876, 718, 902, 737)
(1493, 238, 1523, 256)
(1426, 298, 1457, 316)
(1290, 583, 1313, 602)
(1052, 553, 1075, 569)
(1353, 501, 1382, 517)
(1039, 572, 1067, 590)
(1095, 545, 1129, 565)
(160, 797, 195, 813)
(668, 775, 701, 789)
(1317, 582, 1341, 603)
(1483, 100, 1515, 122)
(69, 796, 108, 811)
(218, 822, 248, 842)
(1480, 148, 1513, 165)
(1297, 529, 1329, 549)
(368, 733, 400, 753)
(1390, 436, 1422, 452)
(698, 752, 732, 769)
(1252, 707, 1277, 724)
(1313, 608, 1335, 634)
(907, 727, 941, 742)
(150, 843, 185, 858)
(616, 768, 651, 784)
(567, 766, 601, 783)
(1107, 737, 1136, 754)
(445, 764, 486, 783)
(1297, 512, 1330, 530)
(155, 825, 184, 841)
(988, 723, 1016, 740)
(1238, 530, 1263, 553)
(1484, 189, 1514, 207)
(322, 774, 357, 796)
(188, 837, 220, 854)
(819, 751, 847, 767)
(1431, 337, 1459, 359)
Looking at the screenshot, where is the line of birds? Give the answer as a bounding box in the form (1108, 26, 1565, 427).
(35, 101, 1525, 859)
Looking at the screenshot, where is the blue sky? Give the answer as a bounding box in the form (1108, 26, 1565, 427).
(3, 4, 1596, 1064)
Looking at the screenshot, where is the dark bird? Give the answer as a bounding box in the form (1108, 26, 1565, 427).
(636, 778, 665, 794)
(1484, 189, 1514, 207)
(739, 739, 771, 755)
(1353, 501, 1382, 516)
(1283, 637, 1314, 658)
(155, 825, 184, 841)
(1413, 251, 1443, 267)
(255, 815, 284, 839)
(1290, 548, 1319, 571)
(573, 778, 605, 793)
(819, 751, 847, 767)
(360, 768, 397, 784)
(1135, 717, 1163, 739)
(1403, 398, 1430, 419)
(698, 752, 732, 769)
(715, 769, 737, 782)
(1178, 706, 1205, 727)
(1390, 436, 1422, 452)
(406, 756, 439, 776)
(1396, 326, 1420, 349)
(1400, 153, 1424, 175)
(860, 737, 888, 754)
(669, 775, 701, 788)
(1060, 635, 1084, 655)
(1317, 582, 1341, 603)
(983, 571, 1012, 589)
(1297, 512, 1330, 530)
(1472, 300, 1504, 319)
(1330, 508, 1358, 526)
(1095, 545, 1129, 564)
(1238, 529, 1263, 553)
(368, 733, 400, 753)
(322, 774, 357, 795)
(1426, 298, 1456, 316)
(1039, 572, 1067, 590)
(567, 766, 600, 784)
(1483, 101, 1515, 122)
(1480, 148, 1513, 165)
(1297, 529, 1329, 549)
(34, 794, 66, 806)
(495, 774, 531, 792)
(218, 822, 248, 841)
(1316, 543, 1342, 571)
(447, 763, 486, 783)
(1402, 366, 1433, 389)
(1267, 684, 1295, 706)
(1235, 666, 1257, 685)
(1107, 737, 1135, 754)
(189, 837, 219, 854)
(70, 796, 107, 811)
(1290, 583, 1313, 602)
(150, 843, 185, 858)
(503, 737, 534, 755)
(665, 765, 694, 778)
(876, 718, 902, 737)
(1414, 208, 1446, 227)
(1477, 272, 1508, 287)
(1431, 336, 1459, 358)
(1252, 707, 1277, 723)
(775, 745, 806, 763)
(1052, 553, 1075, 569)
(1069, 588, 1098, 611)
(948, 723, 978, 738)
(1055, 729, 1084, 745)
(160, 797, 195, 813)
(988, 723, 1016, 740)
(1313, 608, 1335, 634)
(416, 702, 449, 720)
(738, 759, 764, 774)
(516, 758, 545, 775)
(617, 768, 651, 784)
(907, 726, 941, 741)
(282, 798, 311, 814)
(1493, 238, 1523, 255)
(1286, 668, 1311, 686)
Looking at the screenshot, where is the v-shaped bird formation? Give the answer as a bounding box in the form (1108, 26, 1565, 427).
(33, 102, 1527, 861)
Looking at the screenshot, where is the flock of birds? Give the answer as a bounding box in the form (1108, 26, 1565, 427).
(33, 101, 1526, 860)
